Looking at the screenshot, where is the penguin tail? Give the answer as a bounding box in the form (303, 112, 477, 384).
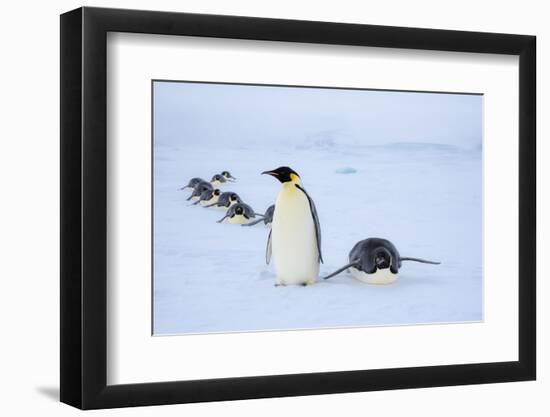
(323, 262, 359, 280)
(400, 257, 441, 265)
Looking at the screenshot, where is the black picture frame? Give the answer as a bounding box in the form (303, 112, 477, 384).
(60, 6, 536, 410)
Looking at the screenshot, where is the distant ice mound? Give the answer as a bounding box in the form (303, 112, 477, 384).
(335, 167, 357, 174)
(294, 133, 479, 157)
(296, 130, 343, 150)
(380, 142, 462, 153)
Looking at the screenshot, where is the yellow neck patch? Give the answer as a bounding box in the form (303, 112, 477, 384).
(289, 173, 300, 183)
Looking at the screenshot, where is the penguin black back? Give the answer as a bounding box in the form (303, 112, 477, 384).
(180, 177, 205, 190)
(241, 204, 275, 227)
(186, 180, 213, 201)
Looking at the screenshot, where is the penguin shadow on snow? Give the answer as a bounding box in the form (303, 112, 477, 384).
(258, 269, 276, 282)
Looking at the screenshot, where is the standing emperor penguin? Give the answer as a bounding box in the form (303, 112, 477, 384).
(262, 167, 323, 286)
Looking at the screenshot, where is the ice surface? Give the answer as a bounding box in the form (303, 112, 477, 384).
(153, 142, 482, 335)
(153, 82, 482, 335)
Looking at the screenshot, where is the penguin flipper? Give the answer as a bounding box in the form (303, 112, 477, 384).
(242, 218, 264, 227)
(400, 257, 441, 265)
(266, 229, 272, 264)
(216, 215, 229, 223)
(295, 184, 323, 263)
(323, 261, 360, 280)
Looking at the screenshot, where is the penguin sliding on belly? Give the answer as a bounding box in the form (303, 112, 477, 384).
(323, 238, 440, 285)
(186, 181, 213, 202)
(180, 177, 205, 190)
(263, 167, 322, 286)
(204, 192, 241, 209)
(241, 204, 275, 227)
(217, 203, 261, 225)
(210, 174, 227, 187)
(221, 171, 237, 182)
(191, 188, 221, 206)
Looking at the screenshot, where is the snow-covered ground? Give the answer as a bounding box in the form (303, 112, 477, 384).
(152, 81, 482, 335)
(153, 141, 482, 335)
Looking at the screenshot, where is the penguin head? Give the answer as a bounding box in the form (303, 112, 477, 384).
(374, 249, 392, 270)
(262, 166, 300, 183)
(213, 189, 221, 196)
(211, 174, 225, 183)
(221, 171, 235, 180)
(234, 205, 244, 215)
(229, 193, 240, 202)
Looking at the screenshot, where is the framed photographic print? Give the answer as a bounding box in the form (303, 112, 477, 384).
(60, 6, 536, 409)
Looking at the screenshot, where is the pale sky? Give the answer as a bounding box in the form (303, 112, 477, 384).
(153, 81, 482, 150)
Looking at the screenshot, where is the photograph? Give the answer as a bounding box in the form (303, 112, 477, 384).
(152, 80, 483, 335)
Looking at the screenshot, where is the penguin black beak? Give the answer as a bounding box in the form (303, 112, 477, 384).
(261, 170, 278, 177)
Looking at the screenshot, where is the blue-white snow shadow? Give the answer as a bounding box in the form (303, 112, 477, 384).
(335, 167, 357, 174)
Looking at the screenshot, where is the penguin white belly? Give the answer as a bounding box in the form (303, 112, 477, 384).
(228, 215, 249, 224)
(211, 180, 222, 186)
(200, 196, 219, 206)
(350, 267, 397, 285)
(272, 186, 319, 285)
